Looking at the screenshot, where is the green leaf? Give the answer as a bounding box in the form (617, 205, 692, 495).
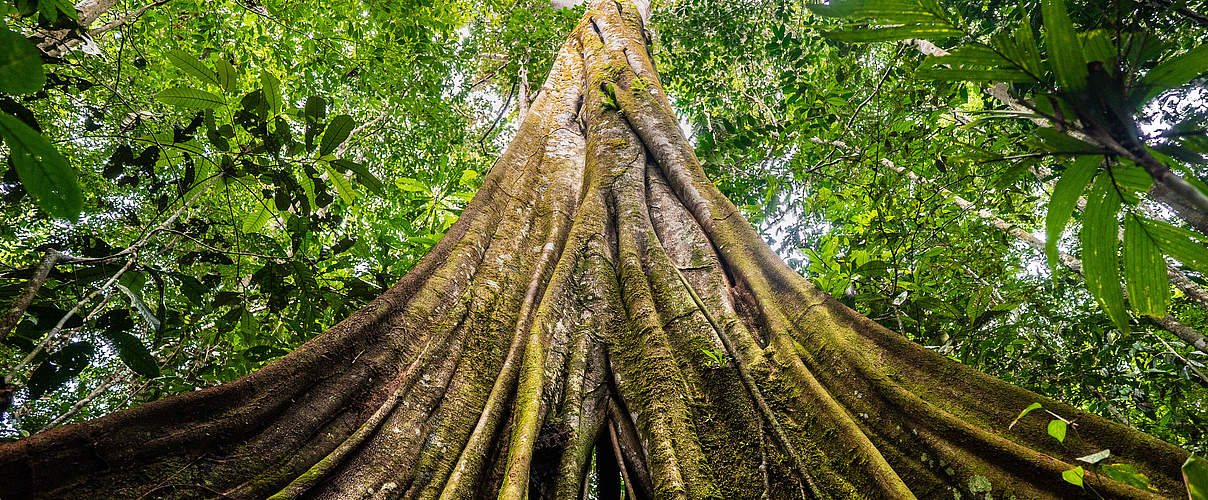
(991, 22, 1044, 77)
(36, 0, 75, 22)
(1045, 156, 1097, 272)
(1009, 402, 1043, 429)
(156, 87, 224, 109)
(826, 25, 963, 43)
(0, 113, 82, 221)
(1062, 466, 1084, 487)
(1102, 464, 1155, 492)
(104, 330, 160, 378)
(1041, 0, 1087, 92)
(27, 342, 93, 399)
(261, 70, 281, 115)
(1033, 128, 1103, 153)
(165, 50, 221, 88)
(1081, 175, 1129, 332)
(1184, 455, 1208, 500)
(296, 170, 316, 209)
(926, 45, 1013, 66)
(1141, 219, 1208, 275)
(1142, 45, 1208, 100)
(214, 59, 238, 92)
(395, 177, 427, 192)
(459, 168, 479, 186)
(1080, 30, 1115, 67)
(242, 202, 275, 234)
(1110, 163, 1154, 195)
(1123, 216, 1168, 317)
(809, 0, 949, 24)
(1076, 449, 1110, 464)
(322, 163, 356, 205)
(0, 25, 45, 94)
(915, 67, 1035, 82)
(331, 158, 385, 196)
(319, 114, 355, 156)
(177, 273, 205, 306)
(1047, 418, 1067, 443)
(304, 95, 326, 123)
(1013, 23, 1043, 76)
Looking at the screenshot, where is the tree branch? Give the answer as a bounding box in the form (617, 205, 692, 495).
(0, 250, 60, 341)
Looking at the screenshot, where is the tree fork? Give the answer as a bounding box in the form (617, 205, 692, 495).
(0, 1, 1193, 499)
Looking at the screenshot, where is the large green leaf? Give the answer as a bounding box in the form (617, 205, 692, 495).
(1142, 219, 1208, 275)
(1062, 466, 1084, 487)
(0, 113, 82, 221)
(1033, 128, 1103, 153)
(104, 330, 160, 378)
(214, 59, 238, 92)
(915, 42, 1037, 82)
(1186, 455, 1208, 500)
(262, 70, 282, 115)
(1111, 163, 1154, 195)
(242, 202, 275, 234)
(808, 0, 949, 24)
(991, 22, 1044, 77)
(827, 25, 962, 43)
(1047, 419, 1068, 443)
(1045, 155, 1097, 272)
(1041, 0, 1087, 92)
(1102, 463, 1155, 492)
(323, 162, 356, 205)
(1081, 175, 1128, 332)
(156, 87, 224, 109)
(0, 25, 45, 94)
(1080, 30, 1115, 67)
(319, 115, 355, 156)
(304, 95, 327, 123)
(27, 342, 93, 399)
(165, 50, 221, 88)
(1122, 216, 1168, 317)
(34, 0, 76, 23)
(1142, 45, 1208, 100)
(331, 158, 386, 196)
(915, 67, 1035, 82)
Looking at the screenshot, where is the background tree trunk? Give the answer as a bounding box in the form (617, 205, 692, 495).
(0, 1, 1191, 498)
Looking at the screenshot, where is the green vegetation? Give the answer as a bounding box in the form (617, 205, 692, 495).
(2, 0, 1208, 496)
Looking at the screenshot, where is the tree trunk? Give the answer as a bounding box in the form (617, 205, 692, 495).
(0, 1, 1190, 498)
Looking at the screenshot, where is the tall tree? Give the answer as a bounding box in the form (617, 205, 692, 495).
(0, 1, 1194, 498)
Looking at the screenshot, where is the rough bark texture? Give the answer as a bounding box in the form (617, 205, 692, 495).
(0, 2, 1191, 498)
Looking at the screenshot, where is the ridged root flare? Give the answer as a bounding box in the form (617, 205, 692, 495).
(0, 1, 1191, 498)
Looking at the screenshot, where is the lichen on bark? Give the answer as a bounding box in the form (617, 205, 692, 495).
(0, 1, 1192, 499)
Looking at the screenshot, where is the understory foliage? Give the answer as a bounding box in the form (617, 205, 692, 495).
(0, 0, 1207, 493)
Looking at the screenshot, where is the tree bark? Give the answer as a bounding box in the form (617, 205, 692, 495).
(0, 1, 1191, 498)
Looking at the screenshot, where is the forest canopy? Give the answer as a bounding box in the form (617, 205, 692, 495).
(2, 0, 1208, 496)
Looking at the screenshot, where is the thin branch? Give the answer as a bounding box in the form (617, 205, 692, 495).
(159, 229, 288, 261)
(478, 80, 518, 157)
(0, 250, 60, 341)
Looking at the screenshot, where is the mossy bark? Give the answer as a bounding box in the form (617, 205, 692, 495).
(0, 1, 1191, 498)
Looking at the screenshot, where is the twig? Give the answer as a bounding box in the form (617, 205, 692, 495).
(159, 229, 287, 261)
